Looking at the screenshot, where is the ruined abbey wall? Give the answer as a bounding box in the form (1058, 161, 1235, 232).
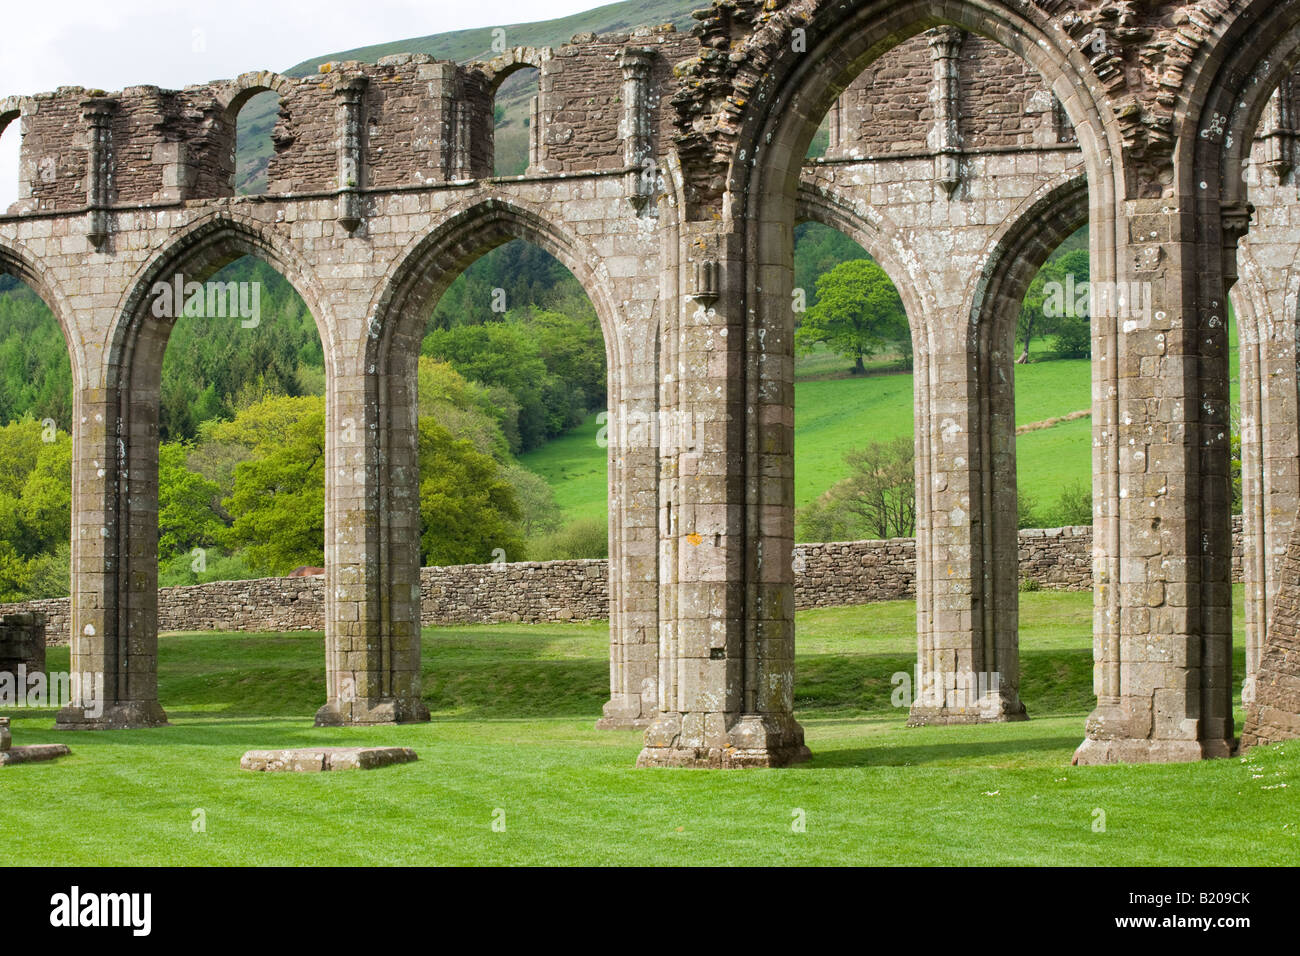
(3, 0, 1300, 765)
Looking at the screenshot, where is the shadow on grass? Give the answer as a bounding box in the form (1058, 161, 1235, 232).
(798, 734, 1082, 768)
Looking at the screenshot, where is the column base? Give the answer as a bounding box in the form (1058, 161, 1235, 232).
(595, 693, 652, 730)
(907, 696, 1027, 726)
(636, 712, 811, 768)
(54, 701, 169, 730)
(314, 697, 431, 727)
(1072, 735, 1235, 765)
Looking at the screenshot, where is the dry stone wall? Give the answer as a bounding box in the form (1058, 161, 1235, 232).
(2, 521, 1246, 645)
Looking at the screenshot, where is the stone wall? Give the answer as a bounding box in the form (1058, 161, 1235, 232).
(2, 521, 1246, 645)
(0, 612, 46, 674)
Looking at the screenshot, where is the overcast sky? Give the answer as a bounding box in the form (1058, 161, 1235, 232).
(0, 0, 605, 207)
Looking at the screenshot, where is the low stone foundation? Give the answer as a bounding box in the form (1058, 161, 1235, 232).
(240, 747, 419, 772)
(0, 520, 1245, 644)
(0, 717, 71, 767)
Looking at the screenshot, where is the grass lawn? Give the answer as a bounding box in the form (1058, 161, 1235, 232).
(2, 587, 1293, 866)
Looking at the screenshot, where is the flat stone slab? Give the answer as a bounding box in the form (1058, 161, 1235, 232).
(240, 747, 418, 772)
(0, 744, 72, 766)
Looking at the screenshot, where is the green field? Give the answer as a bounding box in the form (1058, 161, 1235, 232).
(2, 587, 1291, 867)
(521, 357, 1100, 526)
(524, 315, 1240, 534)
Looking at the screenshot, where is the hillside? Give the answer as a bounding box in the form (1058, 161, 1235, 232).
(236, 0, 700, 190)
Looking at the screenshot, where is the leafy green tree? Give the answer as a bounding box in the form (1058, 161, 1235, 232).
(1018, 242, 1090, 363)
(0, 417, 72, 600)
(418, 418, 525, 565)
(794, 260, 908, 374)
(158, 443, 224, 558)
(222, 397, 326, 575)
(795, 437, 915, 541)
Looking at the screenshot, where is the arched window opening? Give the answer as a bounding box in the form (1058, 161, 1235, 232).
(791, 221, 913, 545)
(156, 254, 323, 586)
(234, 91, 281, 195)
(421, 238, 607, 564)
(493, 68, 540, 177)
(1013, 223, 1092, 532)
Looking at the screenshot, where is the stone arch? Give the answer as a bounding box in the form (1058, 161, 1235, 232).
(0, 234, 82, 383)
(1176, 0, 1300, 744)
(336, 193, 657, 728)
(370, 195, 626, 371)
(720, 1, 1114, 745)
(214, 71, 297, 122)
(56, 211, 334, 730)
(967, 175, 1091, 351)
(472, 48, 552, 96)
(110, 212, 335, 381)
(794, 182, 930, 336)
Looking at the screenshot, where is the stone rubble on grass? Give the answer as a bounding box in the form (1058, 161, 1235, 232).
(240, 746, 418, 772)
(0, 717, 72, 766)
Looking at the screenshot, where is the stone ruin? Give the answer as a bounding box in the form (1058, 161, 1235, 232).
(0, 1, 1298, 766)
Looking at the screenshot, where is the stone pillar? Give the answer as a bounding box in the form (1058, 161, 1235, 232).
(619, 48, 655, 213)
(56, 380, 168, 730)
(597, 384, 660, 729)
(334, 75, 367, 232)
(527, 94, 541, 173)
(314, 348, 429, 727)
(926, 27, 963, 199)
(1073, 198, 1239, 765)
(1236, 130, 1300, 709)
(638, 227, 810, 768)
(81, 97, 114, 249)
(908, 304, 1025, 726)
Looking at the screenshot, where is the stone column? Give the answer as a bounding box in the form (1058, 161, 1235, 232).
(334, 75, 367, 232)
(314, 330, 429, 726)
(81, 97, 115, 250)
(619, 48, 655, 213)
(638, 226, 810, 768)
(926, 27, 964, 199)
(1073, 197, 1239, 764)
(56, 375, 168, 730)
(908, 302, 1025, 726)
(1235, 126, 1300, 708)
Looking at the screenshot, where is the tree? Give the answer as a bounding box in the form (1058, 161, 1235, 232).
(1018, 247, 1090, 363)
(222, 397, 326, 575)
(417, 418, 526, 566)
(795, 436, 915, 541)
(157, 443, 224, 558)
(795, 259, 907, 374)
(0, 417, 72, 600)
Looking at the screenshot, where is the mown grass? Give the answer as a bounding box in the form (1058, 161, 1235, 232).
(2, 587, 1293, 866)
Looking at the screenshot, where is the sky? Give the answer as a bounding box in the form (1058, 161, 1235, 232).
(0, 0, 607, 207)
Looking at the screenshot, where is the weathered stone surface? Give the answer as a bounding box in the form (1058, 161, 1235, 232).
(0, 744, 73, 766)
(239, 747, 419, 772)
(1241, 509, 1300, 749)
(0, 718, 71, 765)
(0, 612, 45, 678)
(2, 0, 1298, 765)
